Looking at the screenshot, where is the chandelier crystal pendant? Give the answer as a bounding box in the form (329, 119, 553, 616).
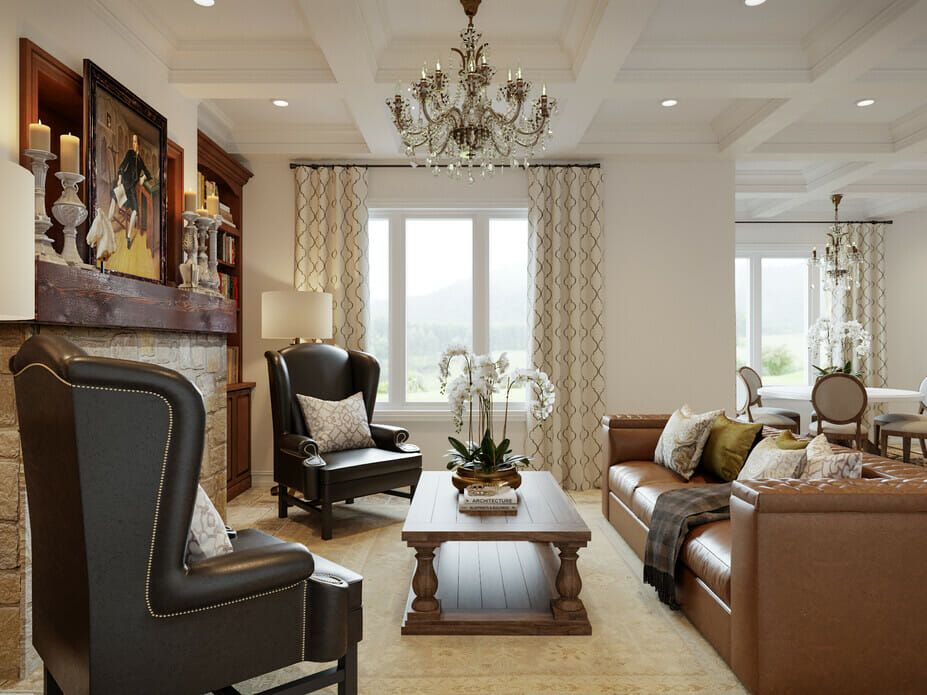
(809, 194, 862, 293)
(386, 0, 557, 183)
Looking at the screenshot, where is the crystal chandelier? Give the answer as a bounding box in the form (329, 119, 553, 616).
(809, 194, 862, 293)
(386, 0, 557, 182)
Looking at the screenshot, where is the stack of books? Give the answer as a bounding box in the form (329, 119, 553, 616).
(458, 483, 518, 513)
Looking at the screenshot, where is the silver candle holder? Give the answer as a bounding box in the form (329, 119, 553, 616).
(23, 149, 66, 264)
(207, 214, 222, 296)
(52, 171, 92, 268)
(194, 214, 213, 294)
(178, 210, 200, 290)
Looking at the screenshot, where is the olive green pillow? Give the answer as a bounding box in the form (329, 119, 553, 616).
(701, 415, 764, 482)
(775, 430, 810, 450)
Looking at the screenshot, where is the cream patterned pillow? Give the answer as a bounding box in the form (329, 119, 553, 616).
(737, 437, 806, 480)
(654, 405, 723, 480)
(186, 484, 233, 567)
(297, 391, 376, 453)
(801, 434, 863, 480)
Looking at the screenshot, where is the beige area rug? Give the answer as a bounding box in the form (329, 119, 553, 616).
(1, 489, 746, 695)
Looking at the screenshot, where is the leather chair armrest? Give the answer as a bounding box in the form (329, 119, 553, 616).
(305, 553, 364, 661)
(278, 432, 319, 459)
(369, 423, 420, 453)
(151, 542, 315, 616)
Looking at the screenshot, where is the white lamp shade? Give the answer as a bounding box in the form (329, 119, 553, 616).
(262, 290, 333, 339)
(0, 160, 36, 321)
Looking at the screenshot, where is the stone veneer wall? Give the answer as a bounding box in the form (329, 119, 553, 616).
(0, 324, 228, 680)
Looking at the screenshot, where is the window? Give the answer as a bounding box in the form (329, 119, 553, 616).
(736, 246, 823, 385)
(368, 210, 530, 407)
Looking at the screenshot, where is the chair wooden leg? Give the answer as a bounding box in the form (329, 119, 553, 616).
(903, 437, 911, 463)
(338, 643, 358, 695)
(921, 438, 927, 459)
(345, 498, 354, 504)
(278, 485, 289, 519)
(410, 483, 417, 499)
(44, 668, 64, 695)
(880, 430, 889, 458)
(321, 501, 333, 541)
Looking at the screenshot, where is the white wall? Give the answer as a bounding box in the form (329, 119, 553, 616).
(602, 160, 736, 415)
(2, 1, 198, 187)
(885, 212, 927, 403)
(244, 160, 738, 484)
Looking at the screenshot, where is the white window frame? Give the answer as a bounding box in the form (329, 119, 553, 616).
(736, 242, 822, 385)
(369, 207, 530, 413)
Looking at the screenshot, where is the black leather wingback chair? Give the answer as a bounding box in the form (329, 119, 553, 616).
(266, 343, 422, 540)
(11, 335, 362, 695)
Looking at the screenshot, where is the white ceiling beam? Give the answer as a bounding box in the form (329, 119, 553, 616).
(553, 0, 661, 153)
(296, 0, 398, 158)
(716, 0, 927, 156)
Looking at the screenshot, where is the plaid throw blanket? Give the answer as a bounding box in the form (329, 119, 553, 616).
(643, 483, 732, 609)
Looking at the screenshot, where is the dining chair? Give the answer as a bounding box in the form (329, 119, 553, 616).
(874, 376, 927, 463)
(735, 366, 801, 433)
(809, 373, 869, 451)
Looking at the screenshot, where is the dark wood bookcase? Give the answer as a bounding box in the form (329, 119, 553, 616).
(197, 130, 254, 500)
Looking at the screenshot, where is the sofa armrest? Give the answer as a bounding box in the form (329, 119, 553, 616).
(278, 432, 319, 459)
(730, 478, 927, 694)
(369, 423, 420, 453)
(150, 542, 315, 616)
(600, 414, 669, 515)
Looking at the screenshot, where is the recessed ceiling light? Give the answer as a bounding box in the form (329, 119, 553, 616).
(661, 99, 678, 107)
(744, 0, 767, 6)
(194, 0, 215, 7)
(272, 99, 289, 107)
(856, 98, 875, 107)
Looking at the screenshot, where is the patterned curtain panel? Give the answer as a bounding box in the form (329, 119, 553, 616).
(526, 167, 606, 490)
(294, 165, 369, 351)
(843, 223, 887, 387)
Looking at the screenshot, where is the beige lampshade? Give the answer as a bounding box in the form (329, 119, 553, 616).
(0, 160, 36, 321)
(262, 290, 333, 339)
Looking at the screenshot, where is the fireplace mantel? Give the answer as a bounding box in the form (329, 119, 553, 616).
(34, 261, 237, 333)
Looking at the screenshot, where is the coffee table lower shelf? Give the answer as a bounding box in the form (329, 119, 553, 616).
(401, 540, 591, 636)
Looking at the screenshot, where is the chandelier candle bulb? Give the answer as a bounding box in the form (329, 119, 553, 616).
(28, 121, 51, 151)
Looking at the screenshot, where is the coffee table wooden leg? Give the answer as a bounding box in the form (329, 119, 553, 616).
(551, 543, 587, 620)
(410, 544, 440, 615)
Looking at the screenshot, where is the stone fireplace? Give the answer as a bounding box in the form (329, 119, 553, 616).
(0, 323, 228, 680)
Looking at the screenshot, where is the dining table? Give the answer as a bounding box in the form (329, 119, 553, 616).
(758, 384, 924, 452)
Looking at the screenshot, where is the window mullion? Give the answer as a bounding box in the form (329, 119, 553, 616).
(391, 211, 406, 406)
(473, 213, 489, 354)
(750, 255, 762, 374)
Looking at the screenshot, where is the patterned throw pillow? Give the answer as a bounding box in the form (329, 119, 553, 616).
(737, 437, 806, 480)
(186, 484, 233, 567)
(801, 434, 863, 480)
(654, 405, 723, 480)
(297, 391, 376, 453)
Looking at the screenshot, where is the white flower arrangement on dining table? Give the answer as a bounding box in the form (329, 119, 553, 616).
(807, 318, 872, 377)
(438, 344, 555, 473)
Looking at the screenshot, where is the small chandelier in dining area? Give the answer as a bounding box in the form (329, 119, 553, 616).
(386, 0, 557, 183)
(809, 194, 862, 293)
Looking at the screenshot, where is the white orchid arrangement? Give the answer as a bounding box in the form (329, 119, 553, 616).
(807, 318, 872, 377)
(438, 344, 555, 473)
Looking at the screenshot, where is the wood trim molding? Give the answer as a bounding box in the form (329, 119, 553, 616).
(197, 130, 253, 195)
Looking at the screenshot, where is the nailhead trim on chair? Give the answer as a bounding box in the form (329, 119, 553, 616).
(15, 362, 309, 620)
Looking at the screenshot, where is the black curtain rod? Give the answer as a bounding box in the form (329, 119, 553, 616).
(737, 219, 893, 225)
(289, 162, 601, 170)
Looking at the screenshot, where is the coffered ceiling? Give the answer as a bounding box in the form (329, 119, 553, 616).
(104, 0, 927, 219)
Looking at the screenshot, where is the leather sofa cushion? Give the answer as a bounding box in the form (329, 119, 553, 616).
(608, 461, 716, 505)
(320, 447, 422, 484)
(679, 521, 731, 604)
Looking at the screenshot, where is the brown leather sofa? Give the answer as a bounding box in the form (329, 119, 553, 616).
(602, 414, 927, 695)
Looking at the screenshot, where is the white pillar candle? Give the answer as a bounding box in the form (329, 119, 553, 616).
(184, 190, 197, 212)
(28, 121, 51, 151)
(206, 194, 219, 217)
(59, 133, 80, 173)
(196, 208, 209, 217)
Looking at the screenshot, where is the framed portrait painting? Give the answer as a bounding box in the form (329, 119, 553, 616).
(84, 59, 167, 283)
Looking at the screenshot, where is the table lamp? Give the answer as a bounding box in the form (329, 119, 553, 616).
(262, 290, 333, 345)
